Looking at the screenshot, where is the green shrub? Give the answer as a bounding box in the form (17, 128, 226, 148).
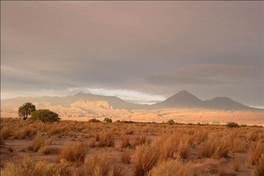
(104, 118, 112, 123)
(226, 122, 239, 128)
(167, 119, 175, 125)
(88, 118, 101, 123)
(30, 109, 60, 123)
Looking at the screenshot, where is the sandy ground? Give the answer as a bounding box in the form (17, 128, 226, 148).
(0, 132, 257, 176)
(1, 118, 263, 176)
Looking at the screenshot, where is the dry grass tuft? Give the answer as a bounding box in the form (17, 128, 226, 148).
(198, 136, 230, 158)
(195, 130, 208, 144)
(133, 143, 159, 176)
(1, 156, 71, 176)
(0, 136, 4, 145)
(88, 138, 96, 148)
(97, 133, 115, 147)
(148, 159, 195, 176)
(231, 138, 246, 153)
(60, 142, 88, 163)
(32, 134, 51, 153)
(121, 135, 130, 148)
(178, 140, 190, 159)
(218, 169, 238, 176)
(78, 154, 124, 176)
(246, 142, 263, 166)
(255, 154, 264, 176)
(14, 126, 37, 139)
(156, 135, 179, 162)
(122, 150, 131, 164)
(1, 127, 12, 139)
(247, 131, 259, 142)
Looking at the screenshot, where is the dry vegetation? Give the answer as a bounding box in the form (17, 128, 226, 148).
(1, 117, 263, 176)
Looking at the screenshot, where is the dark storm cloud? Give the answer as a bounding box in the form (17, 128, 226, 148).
(1, 1, 263, 107)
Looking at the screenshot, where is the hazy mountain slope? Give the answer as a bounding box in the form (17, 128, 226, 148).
(1, 90, 259, 110)
(203, 97, 252, 110)
(1, 93, 143, 110)
(153, 90, 204, 108)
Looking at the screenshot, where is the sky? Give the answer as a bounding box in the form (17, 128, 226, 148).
(1, 1, 263, 107)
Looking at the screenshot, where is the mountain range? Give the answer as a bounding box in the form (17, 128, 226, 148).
(1, 90, 259, 110)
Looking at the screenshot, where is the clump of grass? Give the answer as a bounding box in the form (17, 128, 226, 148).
(247, 131, 259, 142)
(88, 138, 96, 148)
(138, 134, 146, 145)
(97, 133, 115, 147)
(0, 136, 4, 145)
(1, 127, 12, 139)
(126, 129, 134, 135)
(246, 142, 263, 166)
(122, 150, 131, 164)
(60, 142, 88, 163)
(198, 136, 230, 158)
(32, 135, 51, 153)
(1, 156, 70, 176)
(231, 138, 246, 153)
(13, 126, 37, 139)
(255, 154, 264, 176)
(132, 143, 159, 176)
(78, 154, 124, 176)
(195, 130, 208, 144)
(130, 135, 147, 148)
(121, 135, 130, 148)
(218, 169, 237, 176)
(178, 140, 190, 159)
(49, 126, 64, 135)
(157, 135, 179, 162)
(148, 159, 195, 176)
(216, 137, 230, 158)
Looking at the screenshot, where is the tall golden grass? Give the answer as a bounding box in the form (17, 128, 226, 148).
(133, 143, 159, 176)
(148, 159, 195, 176)
(1, 157, 71, 176)
(246, 141, 263, 166)
(255, 154, 264, 176)
(77, 154, 124, 176)
(59, 142, 88, 163)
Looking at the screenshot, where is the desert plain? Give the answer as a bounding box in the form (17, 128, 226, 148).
(1, 105, 264, 176)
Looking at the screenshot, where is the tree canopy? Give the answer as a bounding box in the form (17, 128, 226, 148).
(104, 118, 112, 123)
(18, 102, 36, 120)
(30, 109, 60, 123)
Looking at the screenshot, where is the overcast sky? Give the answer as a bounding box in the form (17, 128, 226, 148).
(1, 1, 263, 107)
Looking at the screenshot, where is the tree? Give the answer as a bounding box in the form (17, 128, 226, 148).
(226, 122, 240, 128)
(30, 109, 60, 123)
(167, 119, 175, 125)
(88, 118, 101, 123)
(104, 118, 112, 123)
(18, 102, 36, 120)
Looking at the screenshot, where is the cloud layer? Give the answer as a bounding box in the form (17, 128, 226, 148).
(1, 1, 263, 107)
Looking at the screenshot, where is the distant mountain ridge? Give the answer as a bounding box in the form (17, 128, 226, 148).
(153, 90, 254, 110)
(153, 90, 204, 108)
(1, 92, 143, 110)
(1, 90, 261, 110)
